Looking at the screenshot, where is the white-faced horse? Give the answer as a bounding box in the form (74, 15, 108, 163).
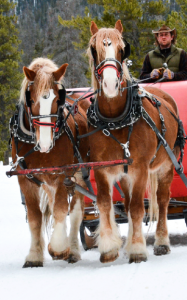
(86, 20, 183, 263)
(10, 57, 90, 267)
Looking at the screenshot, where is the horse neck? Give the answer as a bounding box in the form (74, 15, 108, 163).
(97, 84, 128, 118)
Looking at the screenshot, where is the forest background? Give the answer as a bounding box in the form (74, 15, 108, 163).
(0, 0, 187, 162)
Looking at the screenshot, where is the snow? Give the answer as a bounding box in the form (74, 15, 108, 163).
(1, 163, 187, 300)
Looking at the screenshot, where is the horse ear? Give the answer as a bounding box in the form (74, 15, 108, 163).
(53, 63, 69, 81)
(23, 66, 36, 81)
(90, 21, 99, 35)
(115, 20, 123, 34)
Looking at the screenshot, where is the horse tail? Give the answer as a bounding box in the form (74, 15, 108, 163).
(148, 172, 158, 222)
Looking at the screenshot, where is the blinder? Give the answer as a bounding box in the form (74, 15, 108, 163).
(25, 90, 32, 108)
(90, 45, 97, 62)
(58, 87, 66, 107)
(121, 40, 131, 61)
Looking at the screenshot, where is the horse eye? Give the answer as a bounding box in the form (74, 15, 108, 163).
(31, 100, 34, 104)
(103, 39, 106, 46)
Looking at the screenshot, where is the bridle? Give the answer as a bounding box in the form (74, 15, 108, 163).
(25, 81, 67, 150)
(91, 39, 131, 94)
(93, 57, 124, 82)
(9, 84, 95, 192)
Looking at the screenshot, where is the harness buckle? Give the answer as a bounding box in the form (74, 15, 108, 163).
(91, 112, 98, 123)
(102, 129, 110, 136)
(26, 174, 34, 179)
(12, 123, 18, 136)
(108, 123, 115, 128)
(159, 113, 164, 122)
(10, 155, 24, 169)
(120, 142, 131, 157)
(34, 145, 40, 151)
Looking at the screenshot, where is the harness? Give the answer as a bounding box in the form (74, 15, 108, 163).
(9, 86, 94, 192)
(90, 39, 131, 96)
(84, 82, 187, 186)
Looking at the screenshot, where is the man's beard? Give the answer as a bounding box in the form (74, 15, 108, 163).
(160, 42, 172, 49)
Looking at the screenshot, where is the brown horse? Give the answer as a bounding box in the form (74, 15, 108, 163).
(10, 57, 90, 267)
(87, 20, 181, 263)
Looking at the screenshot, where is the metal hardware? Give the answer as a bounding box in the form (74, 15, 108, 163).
(31, 114, 58, 120)
(102, 129, 110, 136)
(120, 141, 130, 157)
(10, 155, 24, 169)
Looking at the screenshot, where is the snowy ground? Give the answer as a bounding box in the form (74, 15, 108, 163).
(1, 163, 187, 300)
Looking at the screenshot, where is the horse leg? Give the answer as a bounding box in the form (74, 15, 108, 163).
(95, 170, 122, 263)
(48, 184, 70, 261)
(124, 171, 148, 263)
(68, 190, 84, 263)
(21, 182, 44, 268)
(153, 164, 174, 255)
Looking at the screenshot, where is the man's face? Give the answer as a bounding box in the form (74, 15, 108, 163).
(157, 32, 173, 49)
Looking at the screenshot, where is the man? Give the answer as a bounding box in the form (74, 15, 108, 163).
(140, 25, 187, 82)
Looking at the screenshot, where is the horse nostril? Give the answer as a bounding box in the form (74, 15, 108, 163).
(115, 82, 118, 89)
(104, 81, 107, 88)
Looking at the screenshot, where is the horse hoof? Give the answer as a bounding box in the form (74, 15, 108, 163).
(48, 244, 70, 261)
(129, 254, 147, 264)
(68, 253, 81, 264)
(22, 261, 43, 268)
(154, 245, 170, 256)
(100, 249, 119, 263)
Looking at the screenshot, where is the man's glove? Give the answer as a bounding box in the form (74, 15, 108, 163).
(150, 69, 162, 79)
(163, 69, 174, 80)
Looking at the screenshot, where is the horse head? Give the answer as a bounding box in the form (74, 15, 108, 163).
(21, 58, 68, 153)
(89, 20, 131, 98)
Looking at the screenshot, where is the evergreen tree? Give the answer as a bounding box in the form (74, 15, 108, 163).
(58, 0, 170, 78)
(166, 0, 187, 52)
(18, 4, 44, 70)
(42, 0, 89, 87)
(0, 0, 22, 163)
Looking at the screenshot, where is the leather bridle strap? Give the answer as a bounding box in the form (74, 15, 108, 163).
(97, 64, 121, 78)
(94, 58, 123, 82)
(33, 119, 56, 128)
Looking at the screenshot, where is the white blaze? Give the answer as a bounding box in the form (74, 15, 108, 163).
(39, 89, 56, 153)
(102, 39, 119, 98)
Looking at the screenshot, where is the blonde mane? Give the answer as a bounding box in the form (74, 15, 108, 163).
(87, 27, 131, 91)
(20, 57, 64, 103)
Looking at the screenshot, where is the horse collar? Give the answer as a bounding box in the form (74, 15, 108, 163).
(87, 82, 142, 130)
(9, 103, 65, 147)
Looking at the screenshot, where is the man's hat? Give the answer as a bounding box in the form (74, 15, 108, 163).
(152, 24, 176, 36)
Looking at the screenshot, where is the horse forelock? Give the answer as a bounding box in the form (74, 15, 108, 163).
(19, 57, 63, 104)
(88, 27, 131, 89)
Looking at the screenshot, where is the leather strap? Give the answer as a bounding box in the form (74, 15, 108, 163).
(141, 107, 187, 187)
